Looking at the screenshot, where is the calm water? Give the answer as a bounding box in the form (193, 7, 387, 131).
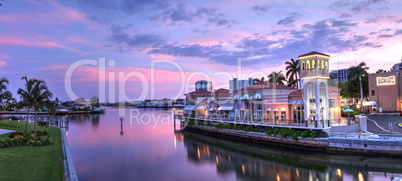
(15, 107, 402, 181)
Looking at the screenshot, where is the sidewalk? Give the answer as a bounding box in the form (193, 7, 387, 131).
(0, 128, 16, 135)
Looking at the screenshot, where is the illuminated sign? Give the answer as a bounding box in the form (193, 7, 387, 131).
(376, 76, 395, 86)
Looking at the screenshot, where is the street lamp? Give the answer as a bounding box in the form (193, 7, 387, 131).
(120, 118, 124, 136)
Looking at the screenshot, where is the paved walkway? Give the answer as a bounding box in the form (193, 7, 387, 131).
(367, 114, 402, 134)
(0, 128, 16, 135)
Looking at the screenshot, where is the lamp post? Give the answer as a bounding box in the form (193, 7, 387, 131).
(120, 118, 124, 136)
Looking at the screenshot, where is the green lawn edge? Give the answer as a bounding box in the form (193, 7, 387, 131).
(0, 121, 64, 181)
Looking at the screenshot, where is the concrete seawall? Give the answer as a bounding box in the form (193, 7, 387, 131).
(184, 125, 402, 158)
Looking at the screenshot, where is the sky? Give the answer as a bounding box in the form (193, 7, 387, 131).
(1, 0, 402, 102)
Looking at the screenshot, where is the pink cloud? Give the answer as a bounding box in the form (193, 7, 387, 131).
(0, 61, 6, 68)
(0, 36, 80, 53)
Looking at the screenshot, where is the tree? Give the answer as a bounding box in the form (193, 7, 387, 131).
(285, 58, 300, 88)
(31, 80, 55, 139)
(90, 96, 100, 110)
(3, 91, 12, 110)
(0, 78, 10, 110)
(347, 62, 369, 113)
(268, 71, 286, 85)
(17, 76, 39, 134)
(254, 77, 265, 83)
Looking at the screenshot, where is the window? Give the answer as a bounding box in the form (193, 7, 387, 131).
(371, 90, 376, 97)
(267, 111, 271, 121)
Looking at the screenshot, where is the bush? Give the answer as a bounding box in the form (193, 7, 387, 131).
(266, 129, 273, 135)
(301, 130, 310, 138)
(233, 124, 242, 130)
(291, 132, 299, 140)
(309, 131, 317, 138)
(9, 132, 24, 138)
(187, 119, 195, 125)
(9, 116, 18, 121)
(242, 126, 254, 132)
(273, 128, 279, 136)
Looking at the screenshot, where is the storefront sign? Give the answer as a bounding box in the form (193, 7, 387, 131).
(377, 76, 395, 86)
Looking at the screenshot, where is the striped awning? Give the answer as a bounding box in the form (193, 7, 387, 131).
(208, 107, 215, 111)
(197, 106, 207, 109)
(183, 105, 197, 111)
(289, 99, 303, 105)
(218, 106, 234, 111)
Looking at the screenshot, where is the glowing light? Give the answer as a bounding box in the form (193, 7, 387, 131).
(228, 155, 231, 162)
(242, 164, 245, 174)
(358, 172, 364, 181)
(302, 76, 330, 80)
(174, 134, 177, 149)
(197, 148, 200, 159)
(296, 168, 299, 177)
(66, 131, 68, 136)
(277, 173, 280, 181)
(336, 169, 342, 177)
(18, 120, 20, 122)
(215, 155, 219, 165)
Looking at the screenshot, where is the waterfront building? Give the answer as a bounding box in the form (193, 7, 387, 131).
(390, 60, 402, 72)
(229, 78, 255, 93)
(184, 51, 341, 128)
(329, 68, 348, 82)
(195, 80, 213, 92)
(368, 70, 402, 112)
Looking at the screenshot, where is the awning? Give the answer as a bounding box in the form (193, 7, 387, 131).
(289, 99, 303, 105)
(363, 101, 376, 106)
(241, 94, 249, 100)
(254, 93, 262, 100)
(197, 106, 207, 109)
(289, 100, 296, 105)
(297, 99, 304, 105)
(183, 105, 197, 111)
(267, 108, 271, 111)
(218, 106, 234, 111)
(233, 95, 240, 100)
(208, 107, 215, 111)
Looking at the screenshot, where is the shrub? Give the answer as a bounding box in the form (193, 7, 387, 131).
(233, 125, 242, 130)
(9, 132, 24, 138)
(291, 132, 299, 140)
(309, 131, 317, 138)
(242, 126, 254, 132)
(273, 128, 279, 136)
(9, 116, 18, 121)
(301, 130, 310, 138)
(187, 119, 195, 125)
(266, 129, 273, 135)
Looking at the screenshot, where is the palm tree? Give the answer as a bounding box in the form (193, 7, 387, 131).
(268, 71, 286, 85)
(0, 78, 10, 110)
(285, 58, 300, 88)
(348, 62, 369, 113)
(254, 77, 265, 84)
(3, 91, 13, 110)
(17, 76, 38, 134)
(31, 79, 55, 139)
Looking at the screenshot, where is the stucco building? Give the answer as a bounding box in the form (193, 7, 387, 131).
(368, 70, 402, 112)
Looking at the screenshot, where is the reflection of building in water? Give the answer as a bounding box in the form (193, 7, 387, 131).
(183, 132, 402, 181)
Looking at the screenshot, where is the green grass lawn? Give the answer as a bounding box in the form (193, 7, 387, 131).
(0, 121, 64, 181)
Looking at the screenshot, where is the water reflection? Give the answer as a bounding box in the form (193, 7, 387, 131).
(182, 131, 402, 181)
(4, 108, 400, 181)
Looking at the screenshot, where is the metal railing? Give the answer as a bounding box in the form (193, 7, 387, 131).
(330, 132, 402, 140)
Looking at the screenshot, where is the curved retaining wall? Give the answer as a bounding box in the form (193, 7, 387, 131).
(184, 125, 402, 158)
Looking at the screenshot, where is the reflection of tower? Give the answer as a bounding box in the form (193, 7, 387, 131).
(299, 51, 330, 124)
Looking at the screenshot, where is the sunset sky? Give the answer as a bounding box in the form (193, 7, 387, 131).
(1, 0, 402, 102)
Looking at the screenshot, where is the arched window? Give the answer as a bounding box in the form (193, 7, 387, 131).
(306, 61, 310, 75)
(312, 60, 315, 69)
(319, 82, 326, 108)
(321, 60, 325, 69)
(317, 60, 320, 69)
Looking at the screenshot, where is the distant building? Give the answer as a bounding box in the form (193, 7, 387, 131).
(390, 60, 402, 72)
(329, 68, 348, 82)
(229, 78, 255, 93)
(195, 80, 213, 92)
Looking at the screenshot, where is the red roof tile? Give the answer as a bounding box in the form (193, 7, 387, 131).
(185, 90, 212, 95)
(215, 88, 229, 92)
(298, 51, 330, 58)
(234, 81, 296, 92)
